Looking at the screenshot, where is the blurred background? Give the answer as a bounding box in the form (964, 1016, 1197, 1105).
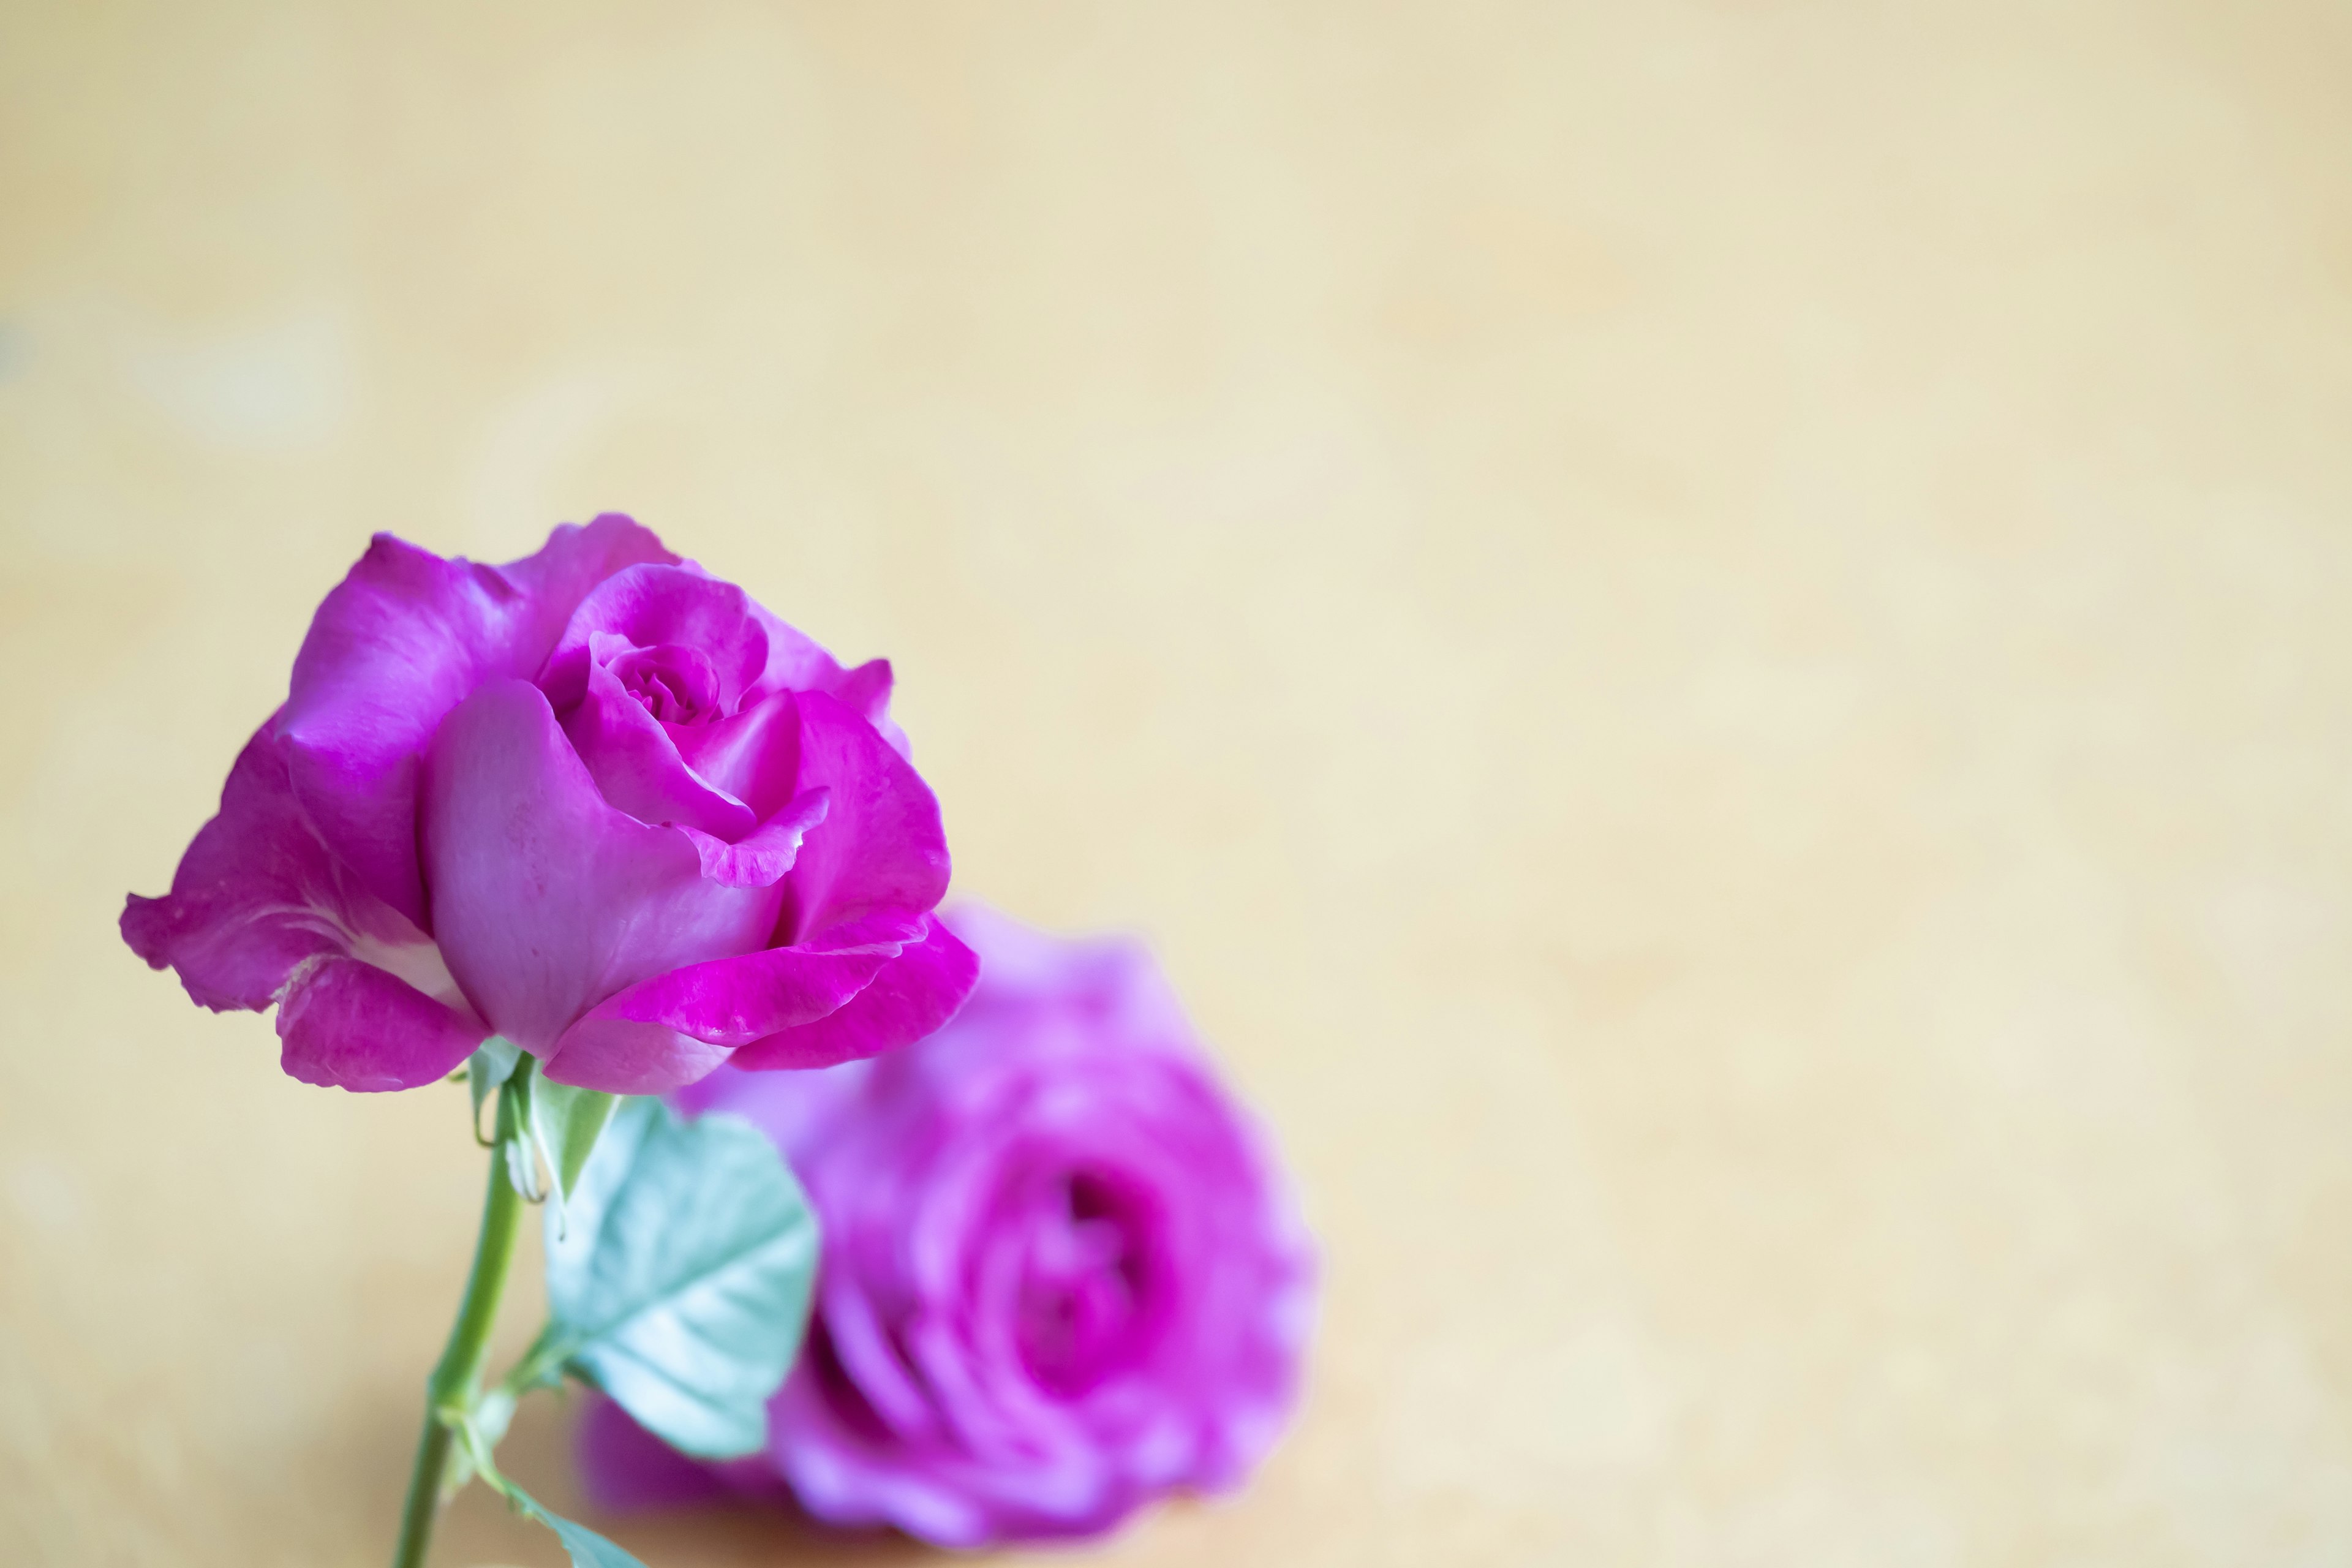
(6, 2, 2352, 1564)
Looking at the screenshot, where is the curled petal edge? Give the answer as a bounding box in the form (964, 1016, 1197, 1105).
(729, 914, 978, 1073)
(277, 955, 490, 1092)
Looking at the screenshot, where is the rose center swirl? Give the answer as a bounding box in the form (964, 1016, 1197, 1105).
(1010, 1169, 1156, 1394)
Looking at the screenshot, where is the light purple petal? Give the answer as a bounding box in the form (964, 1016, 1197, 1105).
(632, 905, 1318, 1548)
(577, 1396, 790, 1512)
(279, 516, 673, 925)
(122, 717, 490, 1093)
(560, 655, 756, 838)
(576, 1398, 741, 1512)
(745, 597, 909, 758)
(827, 658, 895, 727)
(421, 679, 782, 1055)
(537, 564, 767, 714)
(676, 790, 829, 889)
(780, 692, 951, 945)
(568, 909, 925, 1051)
(276, 956, 488, 1091)
(121, 718, 396, 1011)
(669, 689, 804, 822)
(729, 915, 978, 1072)
(539, 1019, 734, 1096)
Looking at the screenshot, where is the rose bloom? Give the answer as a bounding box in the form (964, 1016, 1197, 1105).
(123, 516, 975, 1094)
(581, 905, 1317, 1547)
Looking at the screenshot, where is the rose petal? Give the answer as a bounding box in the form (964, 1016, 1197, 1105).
(669, 689, 803, 822)
(276, 955, 489, 1092)
(745, 599, 909, 758)
(538, 565, 768, 714)
(566, 909, 925, 1052)
(119, 716, 460, 1013)
(780, 692, 951, 944)
(729, 914, 978, 1072)
(537, 1019, 734, 1095)
(718, 906, 1315, 1548)
(422, 679, 782, 1055)
(279, 516, 673, 925)
(829, 658, 895, 728)
(676, 789, 829, 889)
(576, 1398, 756, 1512)
(561, 654, 757, 837)
(124, 719, 371, 1009)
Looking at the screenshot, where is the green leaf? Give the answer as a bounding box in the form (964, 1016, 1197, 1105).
(531, 1077, 620, 1201)
(467, 1038, 521, 1144)
(450, 1416, 648, 1568)
(516, 1492, 650, 1568)
(540, 1098, 819, 1458)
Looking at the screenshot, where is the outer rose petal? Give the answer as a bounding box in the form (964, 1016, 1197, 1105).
(280, 516, 673, 924)
(744, 603, 908, 760)
(577, 1398, 763, 1512)
(422, 679, 782, 1055)
(121, 718, 404, 1010)
(277, 956, 488, 1091)
(123, 717, 489, 1093)
(537, 1020, 735, 1096)
(827, 658, 909, 761)
(564, 913, 917, 1050)
(781, 692, 951, 944)
(729, 915, 978, 1072)
(827, 659, 896, 731)
(543, 911, 951, 1092)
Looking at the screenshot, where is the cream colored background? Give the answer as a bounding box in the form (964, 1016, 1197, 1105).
(6, 4, 2352, 1564)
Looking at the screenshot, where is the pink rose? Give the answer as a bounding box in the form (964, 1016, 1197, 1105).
(582, 905, 1317, 1547)
(123, 516, 976, 1095)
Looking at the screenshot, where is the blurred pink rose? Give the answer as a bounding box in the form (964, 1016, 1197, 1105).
(582, 904, 1317, 1547)
(123, 516, 974, 1094)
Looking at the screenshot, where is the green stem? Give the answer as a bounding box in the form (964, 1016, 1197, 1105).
(391, 1083, 529, 1568)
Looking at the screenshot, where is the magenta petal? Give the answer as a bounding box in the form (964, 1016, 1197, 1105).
(729, 914, 978, 1071)
(121, 718, 422, 1011)
(830, 660, 910, 761)
(577, 1398, 741, 1513)
(281, 518, 673, 924)
(829, 658, 894, 726)
(539, 565, 769, 712)
(540, 1019, 734, 1095)
(669, 690, 803, 821)
(561, 656, 756, 837)
(781, 692, 951, 944)
(747, 603, 854, 698)
(277, 956, 489, 1091)
(568, 909, 921, 1050)
(677, 790, 829, 889)
(422, 680, 782, 1054)
(745, 601, 909, 758)
(502, 515, 683, 647)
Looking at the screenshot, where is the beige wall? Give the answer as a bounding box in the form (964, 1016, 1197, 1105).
(5, 3, 2352, 1564)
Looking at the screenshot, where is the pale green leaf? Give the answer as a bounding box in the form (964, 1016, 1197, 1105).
(532, 1077, 620, 1201)
(518, 1492, 649, 1568)
(454, 1419, 649, 1568)
(541, 1098, 819, 1458)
